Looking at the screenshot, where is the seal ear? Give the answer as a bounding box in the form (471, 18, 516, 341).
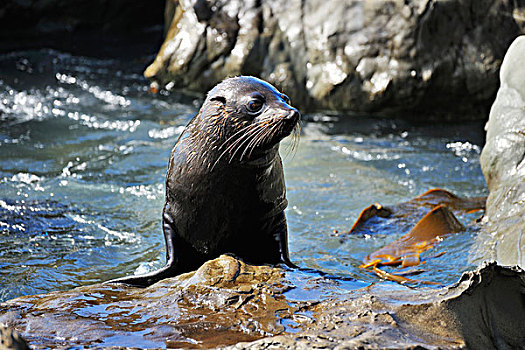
(210, 96, 226, 105)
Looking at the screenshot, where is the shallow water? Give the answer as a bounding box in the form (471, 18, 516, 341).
(0, 50, 487, 303)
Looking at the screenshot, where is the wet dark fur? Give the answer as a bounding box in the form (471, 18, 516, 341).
(109, 76, 300, 287)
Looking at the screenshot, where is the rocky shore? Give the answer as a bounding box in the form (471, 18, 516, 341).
(3, 0, 524, 119)
(0, 258, 523, 349)
(1, 2, 525, 348)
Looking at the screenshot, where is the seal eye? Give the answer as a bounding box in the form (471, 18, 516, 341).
(246, 98, 265, 114)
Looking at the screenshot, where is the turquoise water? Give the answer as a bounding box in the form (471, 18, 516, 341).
(0, 50, 487, 302)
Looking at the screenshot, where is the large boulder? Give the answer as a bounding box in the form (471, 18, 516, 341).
(479, 35, 525, 267)
(145, 0, 525, 120)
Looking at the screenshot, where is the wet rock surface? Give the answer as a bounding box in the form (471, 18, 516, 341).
(1, 255, 523, 349)
(0, 255, 298, 348)
(479, 35, 525, 267)
(227, 262, 525, 350)
(145, 0, 525, 120)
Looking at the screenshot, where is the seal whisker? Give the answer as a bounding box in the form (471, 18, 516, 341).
(240, 124, 272, 161)
(226, 124, 262, 155)
(247, 121, 281, 159)
(210, 123, 259, 169)
(283, 122, 301, 159)
(249, 123, 271, 148)
(231, 125, 268, 162)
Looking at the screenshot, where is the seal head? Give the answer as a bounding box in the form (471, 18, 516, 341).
(110, 76, 300, 287)
(183, 76, 300, 168)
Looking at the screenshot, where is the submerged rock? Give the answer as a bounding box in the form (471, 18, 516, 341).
(479, 35, 525, 267)
(145, 0, 525, 120)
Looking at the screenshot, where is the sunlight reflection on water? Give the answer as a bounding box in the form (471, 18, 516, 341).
(0, 49, 487, 302)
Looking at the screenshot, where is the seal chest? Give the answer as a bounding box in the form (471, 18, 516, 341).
(110, 76, 300, 287)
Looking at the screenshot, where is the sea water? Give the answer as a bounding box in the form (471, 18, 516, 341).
(0, 50, 487, 302)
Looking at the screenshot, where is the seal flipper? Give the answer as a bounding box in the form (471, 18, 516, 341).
(106, 263, 176, 287)
(279, 241, 299, 269)
(106, 208, 179, 287)
(273, 214, 298, 269)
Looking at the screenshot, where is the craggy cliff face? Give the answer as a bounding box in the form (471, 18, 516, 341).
(145, 0, 524, 120)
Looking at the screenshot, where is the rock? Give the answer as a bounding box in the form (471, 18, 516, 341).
(226, 262, 525, 349)
(0, 0, 165, 56)
(479, 35, 525, 267)
(145, 0, 525, 120)
(0, 327, 29, 350)
(444, 263, 525, 349)
(0, 255, 296, 349)
(1, 255, 523, 349)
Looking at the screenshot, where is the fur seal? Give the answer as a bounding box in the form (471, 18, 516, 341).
(110, 76, 300, 287)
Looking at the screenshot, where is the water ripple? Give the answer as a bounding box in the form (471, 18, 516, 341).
(0, 49, 488, 301)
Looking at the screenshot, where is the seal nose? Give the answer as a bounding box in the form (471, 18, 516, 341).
(285, 109, 300, 122)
